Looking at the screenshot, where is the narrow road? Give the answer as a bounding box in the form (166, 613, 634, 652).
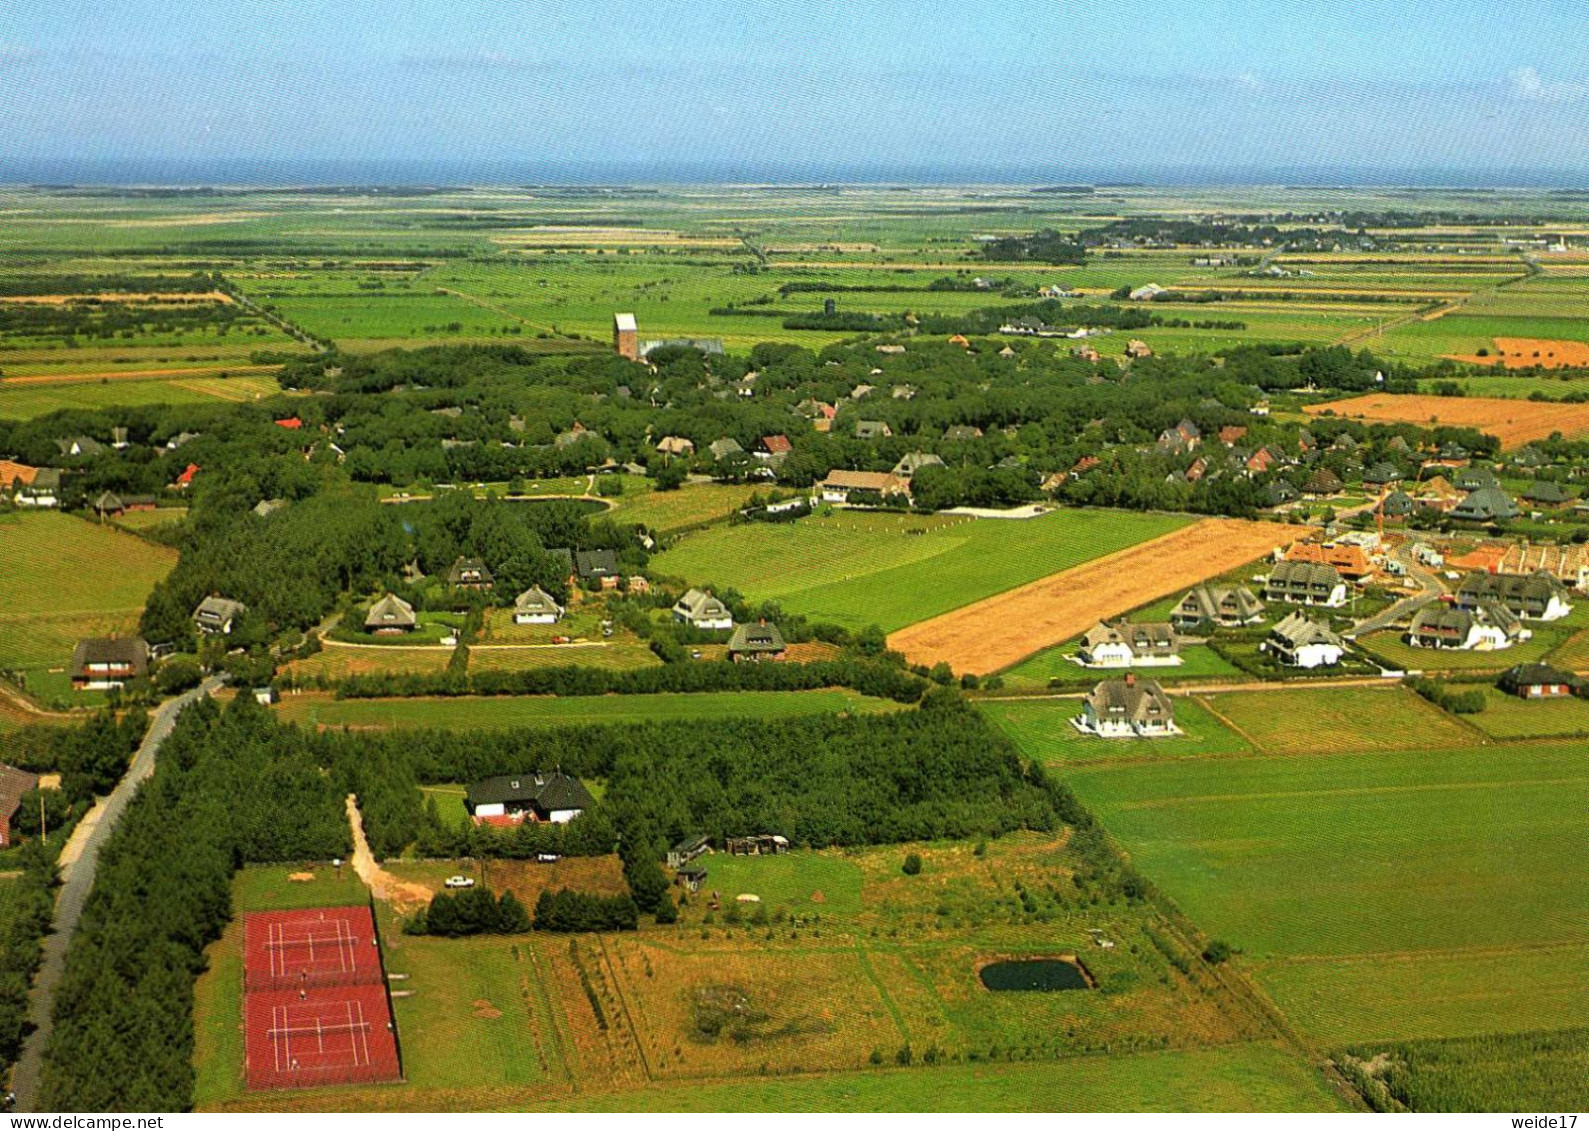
(344, 794, 431, 913)
(10, 677, 222, 1112)
(1346, 547, 1444, 639)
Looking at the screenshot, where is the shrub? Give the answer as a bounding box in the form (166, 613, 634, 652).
(902, 853, 923, 876)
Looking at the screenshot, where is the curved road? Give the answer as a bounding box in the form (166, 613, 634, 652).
(10, 678, 222, 1112)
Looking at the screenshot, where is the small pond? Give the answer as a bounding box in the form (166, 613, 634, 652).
(978, 958, 1092, 992)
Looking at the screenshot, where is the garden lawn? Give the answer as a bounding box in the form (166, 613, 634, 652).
(998, 643, 1247, 693)
(978, 695, 1252, 766)
(651, 507, 1189, 633)
(691, 850, 865, 919)
(274, 689, 906, 730)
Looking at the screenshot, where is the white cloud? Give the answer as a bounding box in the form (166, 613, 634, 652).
(1509, 66, 1588, 103)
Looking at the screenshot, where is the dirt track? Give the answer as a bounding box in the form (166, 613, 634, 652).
(889, 518, 1309, 675)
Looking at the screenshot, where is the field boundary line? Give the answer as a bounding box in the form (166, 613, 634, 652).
(1257, 936, 1589, 967)
(1191, 694, 1270, 754)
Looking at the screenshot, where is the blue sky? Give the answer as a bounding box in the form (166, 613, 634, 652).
(0, 0, 1585, 178)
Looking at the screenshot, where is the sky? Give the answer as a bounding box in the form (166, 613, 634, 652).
(0, 0, 1586, 182)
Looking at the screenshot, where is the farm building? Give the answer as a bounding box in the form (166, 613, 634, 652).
(91, 491, 157, 518)
(1263, 612, 1346, 669)
(854, 419, 892, 440)
(466, 771, 594, 825)
(1456, 571, 1573, 621)
(727, 621, 787, 662)
(1171, 584, 1264, 632)
(365, 593, 417, 634)
(70, 637, 149, 690)
(675, 866, 708, 894)
(512, 586, 563, 625)
(1362, 462, 1403, 486)
(708, 437, 744, 461)
(667, 834, 712, 870)
(1076, 676, 1178, 738)
(1522, 481, 1573, 508)
(816, 469, 909, 504)
(1406, 603, 1527, 651)
(1078, 620, 1182, 668)
(1301, 468, 1344, 497)
(55, 435, 105, 459)
(1450, 486, 1520, 523)
(655, 435, 695, 457)
(1452, 466, 1500, 492)
(0, 765, 40, 847)
(673, 588, 733, 631)
(193, 596, 247, 635)
(1264, 561, 1348, 607)
(726, 834, 789, 856)
(1497, 663, 1580, 699)
(447, 557, 494, 590)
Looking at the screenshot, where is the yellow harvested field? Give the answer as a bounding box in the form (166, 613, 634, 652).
(890, 518, 1309, 675)
(1307, 392, 1589, 447)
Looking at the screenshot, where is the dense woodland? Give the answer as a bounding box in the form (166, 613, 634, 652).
(39, 699, 348, 1110)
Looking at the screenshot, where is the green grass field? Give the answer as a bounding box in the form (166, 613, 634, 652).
(0, 373, 284, 419)
(0, 511, 178, 703)
(1358, 604, 1588, 672)
(1061, 739, 1589, 1045)
(978, 695, 1253, 766)
(549, 1042, 1345, 1112)
(274, 688, 906, 730)
(690, 850, 866, 918)
(1256, 945, 1589, 1045)
(1464, 687, 1589, 738)
(651, 507, 1189, 633)
(1193, 685, 1480, 755)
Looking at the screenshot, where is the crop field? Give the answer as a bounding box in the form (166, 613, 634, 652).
(1307, 392, 1589, 447)
(0, 511, 177, 701)
(608, 482, 764, 533)
(281, 637, 661, 683)
(1060, 739, 1589, 1045)
(1193, 685, 1479, 755)
(652, 508, 1191, 636)
(890, 518, 1308, 674)
(271, 688, 906, 730)
(1338, 1027, 1589, 1112)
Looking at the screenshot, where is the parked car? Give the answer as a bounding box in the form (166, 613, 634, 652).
(536, 853, 561, 864)
(444, 875, 475, 889)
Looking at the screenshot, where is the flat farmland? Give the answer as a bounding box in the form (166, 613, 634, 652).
(281, 638, 661, 682)
(0, 372, 282, 419)
(608, 481, 763, 533)
(1195, 685, 1479, 755)
(1305, 392, 1589, 447)
(272, 688, 906, 730)
(549, 1043, 1344, 1112)
(652, 508, 1191, 636)
(1464, 688, 1589, 739)
(889, 518, 1307, 674)
(1061, 740, 1589, 1044)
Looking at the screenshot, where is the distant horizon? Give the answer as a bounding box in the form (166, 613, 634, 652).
(2, 156, 1587, 192)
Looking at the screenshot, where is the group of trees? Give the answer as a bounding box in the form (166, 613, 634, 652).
(326, 657, 927, 704)
(0, 840, 60, 1078)
(39, 698, 348, 1110)
(405, 886, 531, 936)
(532, 889, 640, 933)
(6, 709, 147, 804)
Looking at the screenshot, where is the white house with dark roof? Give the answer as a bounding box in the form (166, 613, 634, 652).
(672, 588, 733, 631)
(1075, 676, 1178, 738)
(466, 772, 594, 825)
(193, 596, 247, 635)
(1078, 621, 1182, 668)
(512, 586, 564, 625)
(1264, 612, 1346, 668)
(1264, 561, 1348, 607)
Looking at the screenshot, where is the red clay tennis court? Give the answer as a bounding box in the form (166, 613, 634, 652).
(244, 984, 401, 1090)
(241, 906, 402, 1090)
(243, 906, 383, 992)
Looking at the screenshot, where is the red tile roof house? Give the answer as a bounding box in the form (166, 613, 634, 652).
(274, 416, 304, 430)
